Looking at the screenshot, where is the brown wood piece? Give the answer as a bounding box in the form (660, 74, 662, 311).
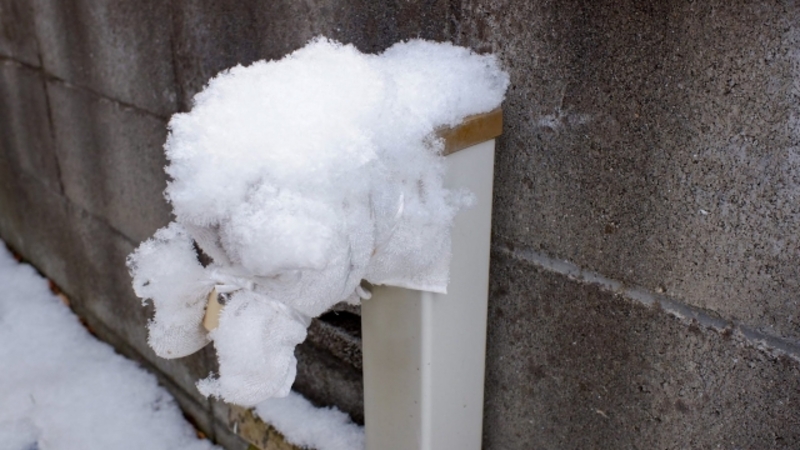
(438, 107, 503, 155)
(228, 405, 301, 450)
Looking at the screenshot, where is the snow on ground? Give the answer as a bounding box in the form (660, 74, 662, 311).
(0, 240, 364, 450)
(255, 391, 364, 450)
(0, 243, 219, 450)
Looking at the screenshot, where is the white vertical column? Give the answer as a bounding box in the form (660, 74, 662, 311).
(362, 138, 496, 450)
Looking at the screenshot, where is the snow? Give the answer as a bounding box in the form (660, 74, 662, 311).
(128, 37, 509, 406)
(255, 392, 364, 450)
(0, 243, 218, 450)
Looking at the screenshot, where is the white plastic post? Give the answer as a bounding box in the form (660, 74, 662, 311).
(362, 132, 496, 450)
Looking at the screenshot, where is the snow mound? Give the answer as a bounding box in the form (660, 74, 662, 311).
(0, 243, 218, 450)
(255, 392, 364, 450)
(128, 37, 508, 406)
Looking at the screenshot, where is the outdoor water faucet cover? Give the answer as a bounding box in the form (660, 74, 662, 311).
(127, 37, 508, 406)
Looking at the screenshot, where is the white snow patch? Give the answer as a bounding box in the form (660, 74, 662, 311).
(255, 392, 364, 450)
(128, 37, 508, 406)
(0, 243, 218, 450)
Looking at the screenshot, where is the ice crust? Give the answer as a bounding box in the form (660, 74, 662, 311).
(128, 37, 508, 406)
(0, 244, 218, 450)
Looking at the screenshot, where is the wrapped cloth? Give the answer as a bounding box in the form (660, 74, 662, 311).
(127, 37, 508, 406)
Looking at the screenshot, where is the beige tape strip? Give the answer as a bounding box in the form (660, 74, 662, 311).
(203, 288, 222, 332)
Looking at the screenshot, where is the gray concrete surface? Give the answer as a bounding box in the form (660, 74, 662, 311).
(485, 249, 800, 449)
(0, 0, 39, 66)
(1, 1, 799, 449)
(457, 0, 800, 342)
(171, 0, 450, 110)
(47, 80, 172, 243)
(0, 60, 59, 192)
(294, 335, 365, 425)
(32, 0, 178, 116)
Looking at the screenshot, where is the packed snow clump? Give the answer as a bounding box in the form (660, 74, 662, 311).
(128, 37, 508, 406)
(0, 243, 218, 450)
(255, 391, 364, 450)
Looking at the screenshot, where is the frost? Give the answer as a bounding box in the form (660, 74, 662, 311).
(128, 37, 508, 406)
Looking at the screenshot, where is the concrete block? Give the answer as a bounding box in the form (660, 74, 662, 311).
(171, 0, 450, 109)
(0, 0, 39, 66)
(483, 250, 800, 449)
(455, 0, 800, 340)
(32, 0, 177, 116)
(47, 80, 172, 244)
(63, 204, 211, 404)
(0, 60, 60, 192)
(294, 339, 364, 425)
(0, 168, 71, 289)
(308, 312, 363, 371)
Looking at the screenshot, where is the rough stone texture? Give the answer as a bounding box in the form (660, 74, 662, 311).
(294, 339, 365, 425)
(0, 168, 71, 291)
(0, 60, 60, 192)
(309, 311, 363, 371)
(0, 0, 39, 66)
(171, 0, 451, 110)
(285, 313, 364, 423)
(32, 0, 177, 116)
(47, 80, 172, 244)
(456, 0, 800, 342)
(485, 250, 800, 449)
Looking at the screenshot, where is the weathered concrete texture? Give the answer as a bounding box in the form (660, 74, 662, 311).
(291, 312, 364, 423)
(309, 311, 363, 371)
(171, 0, 451, 110)
(31, 0, 177, 116)
(0, 60, 60, 192)
(0, 0, 39, 66)
(0, 163, 211, 407)
(0, 168, 71, 291)
(294, 338, 365, 425)
(456, 0, 800, 341)
(47, 80, 172, 244)
(484, 250, 800, 449)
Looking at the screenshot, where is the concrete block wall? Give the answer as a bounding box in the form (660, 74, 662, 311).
(1, 0, 799, 448)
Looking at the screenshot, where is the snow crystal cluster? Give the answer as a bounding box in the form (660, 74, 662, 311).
(128, 37, 508, 406)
